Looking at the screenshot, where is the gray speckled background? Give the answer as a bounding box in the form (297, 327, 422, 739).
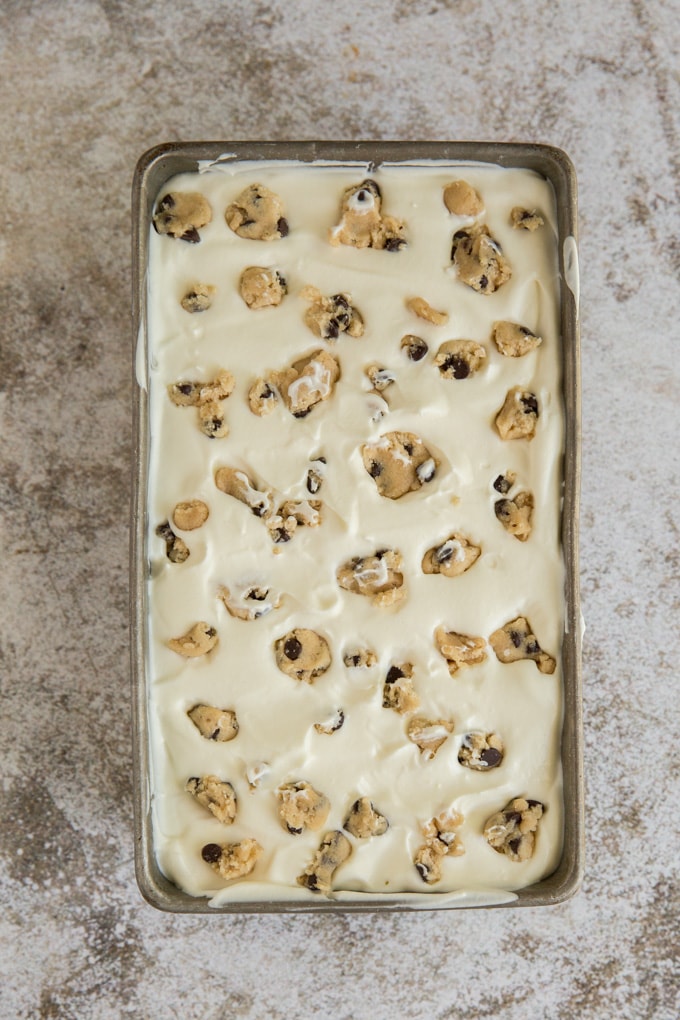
(1, 1, 679, 1017)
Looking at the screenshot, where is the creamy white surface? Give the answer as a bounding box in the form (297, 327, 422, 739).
(145, 161, 565, 904)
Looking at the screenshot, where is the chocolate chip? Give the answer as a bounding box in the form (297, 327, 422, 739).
(247, 589, 267, 601)
(526, 640, 540, 655)
(277, 217, 289, 237)
(415, 861, 430, 881)
(325, 318, 340, 339)
(350, 655, 360, 666)
(519, 326, 534, 336)
(385, 666, 404, 684)
(493, 474, 511, 494)
(369, 461, 382, 477)
(178, 382, 194, 396)
(293, 408, 311, 419)
(276, 272, 287, 288)
(506, 811, 522, 824)
(478, 274, 488, 291)
(480, 747, 502, 768)
(306, 473, 321, 494)
(440, 354, 470, 379)
(286, 824, 303, 835)
(403, 335, 428, 362)
(375, 548, 388, 559)
(495, 499, 512, 522)
(274, 528, 292, 543)
(158, 194, 175, 211)
(356, 190, 369, 202)
(333, 295, 349, 310)
(435, 543, 453, 564)
(509, 630, 523, 648)
(508, 837, 521, 854)
(209, 729, 221, 740)
(284, 637, 302, 660)
(181, 227, 201, 244)
(201, 843, 222, 864)
(526, 799, 542, 809)
(384, 237, 405, 252)
(403, 442, 414, 455)
(521, 394, 539, 415)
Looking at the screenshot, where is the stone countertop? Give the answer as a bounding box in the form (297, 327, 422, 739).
(1, 1, 678, 1017)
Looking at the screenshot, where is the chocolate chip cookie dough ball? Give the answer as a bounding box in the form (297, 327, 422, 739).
(494, 388, 539, 440)
(270, 349, 340, 418)
(180, 283, 216, 313)
(361, 431, 437, 499)
(443, 179, 484, 217)
(201, 839, 263, 880)
(422, 534, 481, 577)
(225, 183, 289, 240)
(277, 781, 330, 834)
(484, 797, 544, 861)
(302, 287, 364, 340)
(297, 831, 352, 893)
(458, 732, 504, 771)
(167, 621, 218, 657)
(153, 191, 212, 242)
(186, 776, 237, 824)
(434, 340, 487, 380)
(489, 617, 556, 674)
(329, 179, 406, 251)
(336, 549, 405, 606)
(239, 266, 287, 309)
(343, 797, 389, 838)
(451, 224, 511, 293)
(187, 705, 239, 742)
(274, 628, 331, 684)
(492, 321, 543, 357)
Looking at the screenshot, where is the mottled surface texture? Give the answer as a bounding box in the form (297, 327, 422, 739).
(1, 0, 678, 1017)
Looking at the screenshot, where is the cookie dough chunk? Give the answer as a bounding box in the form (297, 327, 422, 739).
(214, 467, 274, 518)
(239, 266, 287, 309)
(400, 334, 429, 362)
(248, 378, 279, 416)
(434, 339, 486, 379)
(297, 831, 352, 893)
(274, 628, 331, 684)
(201, 838, 263, 880)
(168, 369, 235, 407)
(382, 663, 419, 714)
(365, 364, 396, 393)
(422, 534, 481, 577)
(187, 705, 239, 742)
(407, 717, 454, 760)
(225, 183, 288, 241)
(434, 626, 487, 676)
(217, 584, 281, 621)
(493, 471, 516, 495)
(511, 207, 544, 231)
(153, 191, 212, 243)
(489, 617, 556, 674)
(278, 499, 322, 528)
(329, 179, 406, 252)
(343, 648, 377, 669)
(406, 296, 448, 325)
(443, 180, 484, 217)
(495, 387, 539, 440)
(172, 499, 209, 531)
(270, 349, 340, 418)
(302, 287, 364, 340)
(156, 520, 189, 563)
(197, 400, 228, 439)
(277, 781, 330, 834)
(458, 731, 504, 770)
(495, 491, 534, 541)
(337, 549, 405, 607)
(306, 457, 326, 494)
(492, 320, 543, 357)
(451, 224, 511, 294)
(314, 709, 345, 735)
(186, 776, 237, 824)
(362, 431, 436, 499)
(414, 808, 465, 883)
(265, 512, 298, 544)
(180, 283, 216, 313)
(168, 621, 218, 657)
(484, 797, 544, 861)
(344, 797, 389, 838)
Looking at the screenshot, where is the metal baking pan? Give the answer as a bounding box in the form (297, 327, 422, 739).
(131, 141, 582, 912)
